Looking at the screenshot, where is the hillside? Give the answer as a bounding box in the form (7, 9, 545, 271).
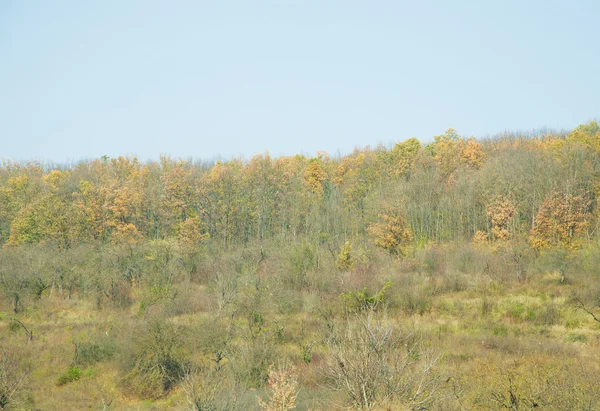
(1, 122, 600, 410)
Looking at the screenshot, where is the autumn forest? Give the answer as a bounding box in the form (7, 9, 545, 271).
(1, 122, 600, 410)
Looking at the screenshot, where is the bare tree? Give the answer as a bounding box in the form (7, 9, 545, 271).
(0, 345, 29, 410)
(324, 311, 441, 410)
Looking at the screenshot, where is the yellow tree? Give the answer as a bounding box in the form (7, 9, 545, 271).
(102, 156, 149, 243)
(486, 197, 517, 241)
(530, 192, 591, 250)
(431, 129, 485, 176)
(196, 160, 244, 247)
(303, 157, 328, 198)
(392, 137, 421, 177)
(336, 241, 356, 270)
(177, 216, 208, 246)
(72, 180, 106, 241)
(160, 158, 193, 236)
(0, 162, 43, 243)
(460, 137, 486, 169)
(7, 169, 77, 248)
(333, 153, 368, 210)
(369, 206, 413, 256)
(431, 128, 462, 176)
(566, 120, 600, 152)
(332, 150, 380, 225)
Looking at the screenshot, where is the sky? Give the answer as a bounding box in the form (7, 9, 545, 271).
(1, 0, 599, 163)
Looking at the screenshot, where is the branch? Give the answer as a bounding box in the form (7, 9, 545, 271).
(11, 318, 33, 342)
(575, 298, 600, 323)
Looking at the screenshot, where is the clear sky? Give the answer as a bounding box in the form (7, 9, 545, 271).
(1, 0, 599, 163)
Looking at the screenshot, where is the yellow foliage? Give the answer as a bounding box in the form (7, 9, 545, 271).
(303, 159, 327, 196)
(487, 197, 517, 241)
(566, 120, 600, 151)
(530, 192, 590, 250)
(336, 241, 355, 270)
(72, 180, 106, 240)
(178, 217, 209, 246)
(42, 169, 68, 190)
(369, 207, 412, 256)
(460, 138, 486, 169)
(390, 137, 421, 177)
(112, 223, 142, 245)
(432, 129, 485, 175)
(161, 164, 191, 215)
(472, 230, 488, 245)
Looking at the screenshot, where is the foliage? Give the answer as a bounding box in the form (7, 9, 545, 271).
(122, 321, 188, 399)
(487, 196, 517, 241)
(530, 191, 591, 249)
(73, 340, 116, 366)
(57, 366, 81, 386)
(335, 241, 355, 270)
(369, 207, 412, 256)
(341, 281, 392, 312)
(2, 123, 600, 409)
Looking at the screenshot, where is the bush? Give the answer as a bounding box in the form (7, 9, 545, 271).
(340, 281, 392, 312)
(286, 242, 317, 289)
(122, 321, 188, 399)
(74, 340, 116, 366)
(231, 339, 275, 389)
(57, 366, 81, 386)
(400, 287, 432, 315)
(533, 304, 560, 326)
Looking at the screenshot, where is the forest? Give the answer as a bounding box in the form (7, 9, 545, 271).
(1, 121, 600, 410)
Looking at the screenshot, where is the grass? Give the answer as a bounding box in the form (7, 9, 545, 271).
(1, 241, 600, 409)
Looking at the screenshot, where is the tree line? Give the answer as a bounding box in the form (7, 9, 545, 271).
(1, 121, 598, 254)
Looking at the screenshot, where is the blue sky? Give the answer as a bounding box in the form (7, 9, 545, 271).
(1, 0, 599, 163)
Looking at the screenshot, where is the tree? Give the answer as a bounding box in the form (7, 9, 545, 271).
(123, 321, 187, 399)
(336, 241, 355, 270)
(567, 120, 600, 152)
(530, 191, 591, 250)
(196, 160, 244, 247)
(258, 364, 299, 411)
(303, 157, 328, 198)
(431, 129, 485, 176)
(389, 137, 421, 179)
(369, 207, 413, 256)
(72, 180, 107, 241)
(160, 159, 193, 235)
(486, 197, 517, 241)
(0, 344, 30, 410)
(325, 313, 440, 410)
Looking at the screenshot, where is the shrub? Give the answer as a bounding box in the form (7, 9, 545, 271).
(57, 366, 81, 386)
(399, 287, 432, 316)
(341, 281, 392, 312)
(533, 304, 560, 326)
(122, 321, 188, 399)
(73, 340, 116, 366)
(234, 341, 275, 389)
